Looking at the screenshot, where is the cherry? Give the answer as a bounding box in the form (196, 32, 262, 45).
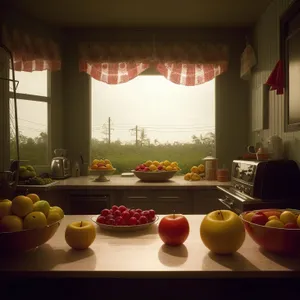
(97, 215, 106, 224)
(121, 210, 130, 222)
(139, 216, 148, 224)
(128, 217, 138, 225)
(142, 210, 150, 220)
(133, 212, 141, 220)
(101, 209, 110, 217)
(107, 219, 115, 225)
(149, 209, 156, 219)
(129, 209, 136, 217)
(119, 205, 127, 213)
(106, 214, 114, 220)
(112, 205, 119, 212)
(114, 210, 122, 217)
(115, 216, 124, 225)
(136, 208, 142, 214)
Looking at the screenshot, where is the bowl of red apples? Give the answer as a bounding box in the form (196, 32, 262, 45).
(240, 208, 300, 255)
(92, 205, 158, 232)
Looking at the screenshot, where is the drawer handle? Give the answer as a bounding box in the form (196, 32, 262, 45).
(128, 196, 148, 199)
(158, 197, 182, 202)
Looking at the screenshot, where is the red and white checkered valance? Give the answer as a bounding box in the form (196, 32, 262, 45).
(80, 61, 150, 84)
(156, 63, 228, 86)
(2, 26, 61, 72)
(79, 40, 228, 86)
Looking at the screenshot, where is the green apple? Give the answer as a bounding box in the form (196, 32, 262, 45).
(33, 200, 50, 217)
(26, 165, 35, 172)
(200, 210, 245, 254)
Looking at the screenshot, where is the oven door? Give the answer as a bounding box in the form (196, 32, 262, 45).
(217, 186, 240, 212)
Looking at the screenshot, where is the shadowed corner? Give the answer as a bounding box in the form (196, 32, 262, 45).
(158, 243, 188, 267)
(203, 251, 260, 271)
(0, 244, 96, 271)
(259, 247, 300, 270)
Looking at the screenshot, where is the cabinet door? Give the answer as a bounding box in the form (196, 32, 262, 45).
(193, 190, 224, 214)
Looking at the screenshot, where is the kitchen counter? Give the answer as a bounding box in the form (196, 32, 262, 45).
(47, 175, 231, 190)
(1, 215, 299, 279)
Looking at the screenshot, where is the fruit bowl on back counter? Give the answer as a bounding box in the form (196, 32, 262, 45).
(240, 208, 300, 256)
(132, 170, 178, 182)
(89, 168, 116, 182)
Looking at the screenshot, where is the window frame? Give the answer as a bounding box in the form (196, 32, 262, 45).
(8, 70, 52, 167)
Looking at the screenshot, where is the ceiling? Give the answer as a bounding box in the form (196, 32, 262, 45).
(7, 0, 273, 28)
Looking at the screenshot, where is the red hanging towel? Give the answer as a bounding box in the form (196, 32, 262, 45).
(265, 60, 284, 95)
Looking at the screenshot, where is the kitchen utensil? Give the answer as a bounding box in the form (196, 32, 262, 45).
(132, 170, 177, 182)
(91, 216, 159, 232)
(51, 157, 71, 179)
(89, 168, 116, 182)
(240, 209, 300, 255)
(0, 219, 61, 252)
(203, 156, 218, 180)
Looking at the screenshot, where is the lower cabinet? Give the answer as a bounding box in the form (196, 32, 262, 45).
(121, 189, 193, 214)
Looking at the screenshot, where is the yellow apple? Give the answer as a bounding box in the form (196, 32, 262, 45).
(265, 219, 284, 228)
(11, 195, 33, 217)
(24, 211, 47, 230)
(280, 211, 297, 224)
(0, 215, 23, 232)
(243, 212, 255, 222)
(26, 193, 40, 204)
(0, 199, 12, 219)
(200, 210, 245, 254)
(65, 221, 96, 250)
(268, 215, 279, 221)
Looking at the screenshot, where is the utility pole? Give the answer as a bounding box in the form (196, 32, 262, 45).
(102, 117, 113, 144)
(130, 125, 139, 146)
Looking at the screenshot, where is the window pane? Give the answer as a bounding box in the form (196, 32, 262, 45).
(10, 99, 48, 165)
(9, 70, 48, 96)
(91, 76, 215, 174)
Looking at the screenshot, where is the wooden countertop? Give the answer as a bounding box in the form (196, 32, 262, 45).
(1, 215, 300, 279)
(50, 175, 231, 190)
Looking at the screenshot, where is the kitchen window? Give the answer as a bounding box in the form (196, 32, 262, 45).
(9, 70, 50, 166)
(91, 74, 215, 174)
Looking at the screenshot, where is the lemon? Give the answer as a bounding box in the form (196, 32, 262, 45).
(198, 164, 205, 173)
(163, 160, 170, 167)
(152, 160, 160, 166)
(144, 160, 152, 167)
(191, 173, 201, 181)
(184, 173, 192, 181)
(92, 159, 100, 165)
(191, 166, 200, 174)
(104, 159, 111, 165)
(170, 162, 178, 168)
(11, 195, 33, 218)
(98, 159, 105, 165)
(106, 164, 113, 169)
(166, 165, 173, 171)
(149, 164, 157, 171)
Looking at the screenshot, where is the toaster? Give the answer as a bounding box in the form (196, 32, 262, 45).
(51, 157, 71, 179)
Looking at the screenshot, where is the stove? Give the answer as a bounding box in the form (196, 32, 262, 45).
(217, 159, 300, 214)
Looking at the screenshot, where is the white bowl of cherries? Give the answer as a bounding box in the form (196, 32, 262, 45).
(92, 205, 159, 232)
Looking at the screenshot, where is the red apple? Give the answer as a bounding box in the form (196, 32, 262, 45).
(158, 214, 190, 246)
(251, 213, 268, 226)
(135, 166, 141, 171)
(144, 167, 150, 172)
(157, 165, 163, 170)
(140, 164, 145, 169)
(284, 222, 298, 229)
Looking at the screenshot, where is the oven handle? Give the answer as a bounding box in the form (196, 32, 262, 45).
(217, 185, 246, 202)
(218, 198, 234, 210)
